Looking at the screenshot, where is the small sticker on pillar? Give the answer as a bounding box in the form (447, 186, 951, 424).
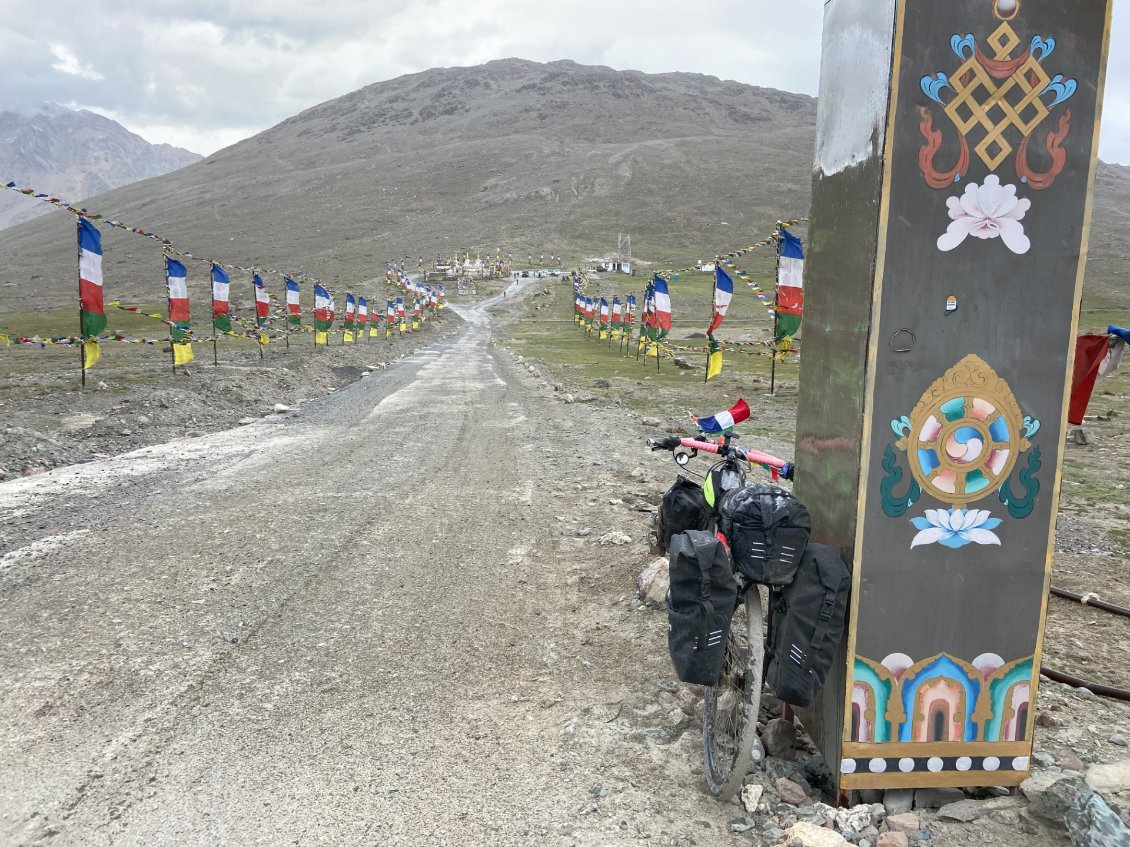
(946, 295, 958, 314)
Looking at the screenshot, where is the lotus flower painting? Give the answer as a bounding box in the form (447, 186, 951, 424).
(936, 175, 1031, 255)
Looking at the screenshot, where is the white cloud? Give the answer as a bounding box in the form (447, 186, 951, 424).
(49, 43, 104, 80)
(1, 1, 1125, 163)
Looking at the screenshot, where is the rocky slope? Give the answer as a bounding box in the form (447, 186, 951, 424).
(0, 103, 201, 231)
(0, 60, 1125, 315)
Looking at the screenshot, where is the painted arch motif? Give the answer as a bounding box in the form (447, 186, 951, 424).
(846, 652, 1034, 744)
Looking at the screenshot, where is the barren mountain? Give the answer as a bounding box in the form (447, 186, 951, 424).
(0, 103, 202, 232)
(0, 59, 1125, 312)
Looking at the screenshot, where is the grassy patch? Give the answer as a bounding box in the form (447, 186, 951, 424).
(500, 272, 800, 432)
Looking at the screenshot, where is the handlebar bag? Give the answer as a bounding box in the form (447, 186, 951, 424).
(656, 475, 714, 554)
(666, 530, 738, 686)
(765, 543, 851, 708)
(718, 483, 811, 585)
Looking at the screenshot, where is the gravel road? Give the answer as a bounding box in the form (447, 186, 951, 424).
(0, 284, 736, 846)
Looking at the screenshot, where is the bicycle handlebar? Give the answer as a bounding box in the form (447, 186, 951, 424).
(648, 435, 794, 481)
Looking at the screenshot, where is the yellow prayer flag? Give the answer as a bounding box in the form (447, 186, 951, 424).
(706, 349, 723, 381)
(82, 339, 100, 370)
(412, 320, 420, 329)
(369, 326, 380, 338)
(173, 342, 194, 365)
(599, 329, 608, 340)
(316, 331, 328, 345)
(258, 333, 269, 347)
(0, 333, 10, 347)
(344, 330, 354, 343)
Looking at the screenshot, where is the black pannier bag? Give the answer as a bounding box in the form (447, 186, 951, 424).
(766, 543, 851, 708)
(656, 475, 714, 553)
(718, 483, 811, 585)
(666, 530, 739, 686)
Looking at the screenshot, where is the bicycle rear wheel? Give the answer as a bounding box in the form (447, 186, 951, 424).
(702, 585, 765, 801)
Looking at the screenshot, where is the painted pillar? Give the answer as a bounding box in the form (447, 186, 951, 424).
(794, 0, 1112, 791)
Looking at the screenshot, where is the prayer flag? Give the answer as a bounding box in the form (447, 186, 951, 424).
(211, 264, 231, 332)
(78, 219, 106, 337)
(253, 273, 270, 327)
(82, 338, 101, 370)
(285, 278, 301, 326)
(706, 337, 723, 381)
(344, 292, 355, 340)
(173, 341, 194, 365)
(708, 266, 734, 334)
(166, 257, 190, 342)
(314, 284, 333, 332)
(776, 229, 804, 340)
(653, 275, 671, 338)
(695, 398, 751, 434)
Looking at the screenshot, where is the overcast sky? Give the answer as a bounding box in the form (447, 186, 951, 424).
(1, 0, 1127, 163)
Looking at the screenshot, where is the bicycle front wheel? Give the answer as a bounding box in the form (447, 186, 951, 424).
(702, 586, 765, 801)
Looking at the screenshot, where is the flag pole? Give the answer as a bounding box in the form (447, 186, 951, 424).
(770, 229, 782, 396)
(76, 217, 85, 389)
(706, 262, 717, 384)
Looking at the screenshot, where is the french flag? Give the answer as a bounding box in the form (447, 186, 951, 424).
(695, 399, 751, 434)
(166, 257, 189, 327)
(78, 218, 106, 336)
(253, 274, 270, 325)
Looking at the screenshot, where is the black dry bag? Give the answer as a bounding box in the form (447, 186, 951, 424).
(666, 530, 738, 686)
(718, 483, 811, 585)
(656, 475, 714, 554)
(766, 543, 851, 708)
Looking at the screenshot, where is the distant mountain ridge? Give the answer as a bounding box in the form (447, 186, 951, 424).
(0, 60, 1125, 312)
(0, 103, 201, 230)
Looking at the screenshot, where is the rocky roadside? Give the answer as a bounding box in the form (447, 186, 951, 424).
(495, 329, 1130, 847)
(0, 314, 456, 480)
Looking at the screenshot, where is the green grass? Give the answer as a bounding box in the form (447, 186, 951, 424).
(500, 271, 800, 427)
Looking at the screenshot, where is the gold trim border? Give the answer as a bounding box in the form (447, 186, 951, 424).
(843, 770, 1027, 790)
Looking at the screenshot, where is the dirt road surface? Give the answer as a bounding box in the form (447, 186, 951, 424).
(0, 285, 730, 846)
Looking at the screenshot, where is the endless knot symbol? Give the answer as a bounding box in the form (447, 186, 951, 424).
(943, 23, 1051, 170)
